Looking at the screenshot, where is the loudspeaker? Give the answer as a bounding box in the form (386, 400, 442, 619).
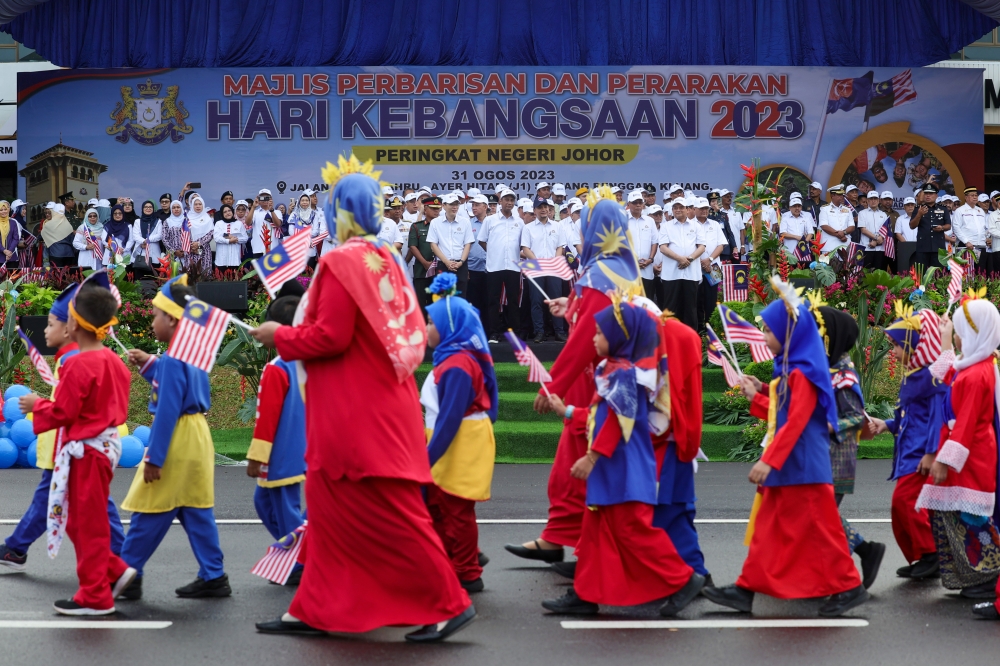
(790, 278, 815, 290)
(195, 281, 248, 313)
(18, 315, 57, 355)
(896, 242, 917, 273)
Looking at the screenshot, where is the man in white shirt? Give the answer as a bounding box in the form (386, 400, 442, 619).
(694, 198, 725, 333)
(894, 197, 918, 243)
(249, 188, 283, 259)
(647, 204, 665, 308)
(466, 194, 490, 331)
(626, 190, 658, 301)
(379, 196, 405, 251)
(986, 192, 1000, 275)
(427, 192, 475, 298)
(520, 196, 565, 342)
(719, 189, 745, 260)
(818, 184, 855, 254)
(642, 186, 657, 216)
(478, 190, 524, 342)
(857, 191, 888, 270)
(402, 192, 421, 223)
(659, 198, 705, 332)
(954, 185, 988, 273)
(779, 195, 811, 259)
(454, 189, 471, 225)
(551, 183, 566, 220)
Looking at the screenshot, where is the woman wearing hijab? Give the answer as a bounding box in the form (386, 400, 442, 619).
(913, 294, 1000, 608)
(120, 198, 138, 225)
(213, 204, 247, 268)
(249, 161, 473, 642)
(287, 193, 319, 263)
(0, 200, 19, 270)
(72, 207, 105, 271)
(704, 277, 867, 617)
(161, 200, 187, 264)
(132, 200, 164, 277)
(102, 204, 135, 268)
(870, 304, 946, 580)
(183, 195, 215, 274)
(506, 189, 644, 564)
(812, 302, 886, 589)
(41, 203, 76, 268)
(10, 199, 36, 268)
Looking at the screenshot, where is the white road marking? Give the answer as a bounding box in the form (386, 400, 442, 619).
(0, 621, 172, 629)
(562, 619, 869, 629)
(0, 517, 893, 525)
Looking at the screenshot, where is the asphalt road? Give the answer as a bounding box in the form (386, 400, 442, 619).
(1, 460, 998, 666)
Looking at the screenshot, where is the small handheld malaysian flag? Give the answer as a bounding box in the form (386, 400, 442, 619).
(310, 230, 329, 248)
(251, 229, 313, 299)
(948, 257, 964, 304)
(718, 303, 774, 362)
(706, 324, 741, 388)
(879, 219, 895, 260)
(518, 257, 575, 282)
(85, 228, 104, 262)
(251, 524, 306, 585)
(180, 216, 192, 254)
(17, 328, 56, 386)
(793, 239, 812, 263)
(504, 329, 552, 392)
(722, 264, 749, 302)
(166, 298, 232, 373)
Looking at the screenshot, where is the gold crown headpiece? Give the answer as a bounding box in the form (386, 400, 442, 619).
(885, 300, 922, 332)
(804, 289, 828, 352)
(586, 184, 618, 209)
(321, 154, 390, 191)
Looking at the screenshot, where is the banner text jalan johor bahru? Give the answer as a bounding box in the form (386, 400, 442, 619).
(210, 72, 801, 142)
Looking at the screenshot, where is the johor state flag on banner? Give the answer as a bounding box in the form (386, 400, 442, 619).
(827, 71, 875, 114)
(251, 229, 312, 299)
(722, 264, 749, 302)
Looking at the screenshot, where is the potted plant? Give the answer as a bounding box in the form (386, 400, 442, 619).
(15, 282, 59, 355)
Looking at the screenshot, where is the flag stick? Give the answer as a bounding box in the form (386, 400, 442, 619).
(508, 328, 551, 396)
(522, 274, 551, 301)
(107, 327, 130, 355)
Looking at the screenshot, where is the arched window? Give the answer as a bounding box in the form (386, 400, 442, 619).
(71, 166, 78, 179)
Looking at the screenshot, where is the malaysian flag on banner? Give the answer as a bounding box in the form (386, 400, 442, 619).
(718, 303, 774, 362)
(251, 524, 306, 585)
(948, 258, 964, 304)
(722, 264, 749, 302)
(504, 330, 552, 383)
(17, 328, 56, 386)
(518, 257, 575, 282)
(251, 229, 313, 299)
(868, 69, 917, 118)
(85, 228, 104, 262)
(706, 324, 741, 388)
(180, 216, 191, 254)
(166, 298, 231, 373)
(880, 219, 895, 260)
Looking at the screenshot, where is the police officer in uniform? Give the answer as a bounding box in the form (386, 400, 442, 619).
(708, 191, 737, 262)
(909, 183, 950, 269)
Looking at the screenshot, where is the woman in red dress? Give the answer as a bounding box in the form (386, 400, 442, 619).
(251, 159, 473, 642)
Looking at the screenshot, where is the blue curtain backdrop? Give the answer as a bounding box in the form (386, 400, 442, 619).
(1, 0, 995, 68)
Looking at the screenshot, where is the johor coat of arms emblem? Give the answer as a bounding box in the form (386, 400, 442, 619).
(106, 78, 193, 145)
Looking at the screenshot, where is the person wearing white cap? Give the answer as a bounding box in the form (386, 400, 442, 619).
(535, 182, 552, 200)
(842, 184, 862, 241)
(248, 188, 282, 259)
(520, 197, 565, 342)
(626, 190, 658, 300)
(378, 196, 405, 252)
(806, 181, 825, 223)
(894, 197, 918, 253)
(953, 186, 988, 273)
(658, 198, 705, 332)
(611, 185, 623, 203)
(465, 194, 491, 331)
(694, 198, 726, 333)
(987, 192, 1000, 274)
(857, 191, 889, 270)
(642, 185, 656, 215)
(779, 195, 812, 257)
(646, 204, 665, 306)
(878, 191, 899, 231)
(668, 184, 684, 201)
(978, 192, 991, 215)
(550, 184, 566, 220)
(478, 189, 524, 342)
(402, 191, 421, 225)
(427, 192, 475, 298)
(909, 183, 950, 268)
(719, 189, 745, 260)
(818, 185, 855, 254)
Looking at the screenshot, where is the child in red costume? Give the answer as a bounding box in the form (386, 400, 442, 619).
(703, 277, 867, 617)
(19, 278, 135, 615)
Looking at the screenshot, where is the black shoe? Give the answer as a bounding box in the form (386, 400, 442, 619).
(702, 585, 754, 613)
(909, 554, 940, 579)
(532, 336, 543, 344)
(659, 573, 706, 617)
(405, 605, 477, 643)
(255, 617, 324, 635)
(176, 574, 232, 598)
(896, 564, 915, 578)
(111, 567, 138, 599)
(118, 576, 142, 600)
(972, 602, 1000, 620)
(857, 541, 885, 590)
(960, 580, 998, 600)
(700, 573, 715, 595)
(0, 544, 27, 572)
(550, 561, 576, 580)
(504, 541, 564, 563)
(285, 568, 303, 586)
(554, 333, 567, 342)
(53, 599, 115, 616)
(478, 552, 490, 568)
(818, 584, 869, 617)
(461, 577, 484, 593)
(541, 589, 599, 615)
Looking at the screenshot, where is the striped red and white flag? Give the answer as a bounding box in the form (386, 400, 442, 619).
(17, 328, 56, 386)
(947, 258, 964, 304)
(504, 330, 552, 383)
(166, 298, 231, 373)
(310, 230, 329, 248)
(706, 324, 741, 388)
(251, 524, 306, 585)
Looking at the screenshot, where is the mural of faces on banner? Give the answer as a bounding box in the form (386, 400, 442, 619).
(839, 142, 955, 208)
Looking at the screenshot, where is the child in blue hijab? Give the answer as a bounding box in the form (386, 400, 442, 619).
(541, 299, 704, 617)
(421, 273, 498, 594)
(704, 277, 868, 618)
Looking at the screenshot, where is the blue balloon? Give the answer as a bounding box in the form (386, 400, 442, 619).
(3, 385, 29, 401)
(0, 422, 9, 440)
(119, 435, 144, 469)
(2, 401, 24, 423)
(15, 446, 28, 468)
(26, 441, 37, 468)
(10, 419, 36, 448)
(0, 438, 15, 468)
(132, 425, 151, 446)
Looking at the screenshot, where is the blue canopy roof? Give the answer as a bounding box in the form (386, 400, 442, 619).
(1, 0, 996, 68)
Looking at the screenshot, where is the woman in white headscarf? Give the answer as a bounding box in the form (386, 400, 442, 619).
(41, 203, 76, 268)
(72, 207, 105, 270)
(184, 194, 215, 273)
(917, 298, 1000, 607)
(287, 193, 319, 261)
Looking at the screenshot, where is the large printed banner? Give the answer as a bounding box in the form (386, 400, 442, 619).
(17, 66, 983, 213)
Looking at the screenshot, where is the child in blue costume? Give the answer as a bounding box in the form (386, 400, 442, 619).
(0, 284, 125, 571)
(704, 277, 867, 617)
(542, 299, 704, 617)
(247, 294, 307, 583)
(421, 273, 498, 594)
(119, 274, 230, 600)
(869, 303, 945, 579)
